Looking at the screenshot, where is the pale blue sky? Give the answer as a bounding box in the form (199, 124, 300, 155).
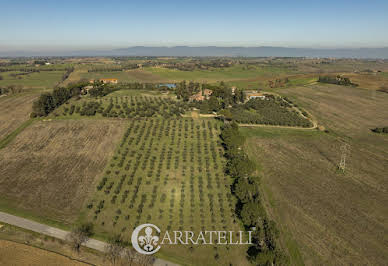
(1, 0, 388, 51)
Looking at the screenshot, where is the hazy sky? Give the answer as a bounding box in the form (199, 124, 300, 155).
(1, 0, 388, 51)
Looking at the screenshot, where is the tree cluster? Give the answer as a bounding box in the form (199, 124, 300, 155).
(318, 75, 358, 86)
(0, 67, 71, 73)
(268, 77, 289, 88)
(231, 97, 312, 127)
(31, 81, 87, 117)
(60, 67, 74, 83)
(175, 81, 201, 101)
(34, 60, 47, 65)
(179, 82, 244, 111)
(371, 127, 388, 134)
(88, 80, 118, 97)
(88, 64, 139, 72)
(221, 122, 288, 265)
(68, 222, 94, 252)
(164, 59, 233, 71)
(0, 85, 23, 95)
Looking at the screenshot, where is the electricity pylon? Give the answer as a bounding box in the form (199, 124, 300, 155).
(339, 143, 350, 173)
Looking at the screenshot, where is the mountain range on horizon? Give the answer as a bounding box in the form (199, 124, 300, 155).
(1, 46, 388, 59)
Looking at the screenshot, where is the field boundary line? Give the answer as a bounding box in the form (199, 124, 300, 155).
(238, 123, 317, 130)
(0, 119, 34, 150)
(0, 239, 95, 266)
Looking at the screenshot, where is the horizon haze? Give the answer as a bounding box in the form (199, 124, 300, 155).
(2, 46, 388, 59)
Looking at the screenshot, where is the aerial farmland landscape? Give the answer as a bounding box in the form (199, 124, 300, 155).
(1, 1, 388, 266)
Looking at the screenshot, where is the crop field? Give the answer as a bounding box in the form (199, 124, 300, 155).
(279, 84, 388, 135)
(242, 84, 388, 265)
(82, 117, 248, 265)
(74, 68, 165, 84)
(0, 93, 38, 139)
(0, 240, 87, 266)
(0, 119, 126, 224)
(341, 72, 388, 90)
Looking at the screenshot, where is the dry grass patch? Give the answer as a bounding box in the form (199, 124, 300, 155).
(245, 134, 388, 265)
(0, 93, 38, 139)
(342, 73, 388, 90)
(279, 84, 388, 135)
(0, 119, 126, 223)
(243, 84, 388, 265)
(0, 240, 87, 266)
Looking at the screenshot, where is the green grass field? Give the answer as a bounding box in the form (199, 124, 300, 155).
(144, 65, 291, 81)
(0, 70, 66, 88)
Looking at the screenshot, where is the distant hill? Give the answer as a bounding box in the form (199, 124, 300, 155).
(1, 46, 388, 58)
(112, 46, 388, 59)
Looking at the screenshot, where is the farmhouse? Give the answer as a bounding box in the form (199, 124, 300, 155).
(190, 92, 205, 101)
(189, 89, 213, 101)
(100, 78, 118, 84)
(81, 85, 93, 94)
(246, 92, 266, 100)
(203, 89, 213, 98)
(89, 78, 118, 84)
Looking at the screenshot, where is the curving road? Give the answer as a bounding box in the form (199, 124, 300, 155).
(0, 211, 178, 266)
